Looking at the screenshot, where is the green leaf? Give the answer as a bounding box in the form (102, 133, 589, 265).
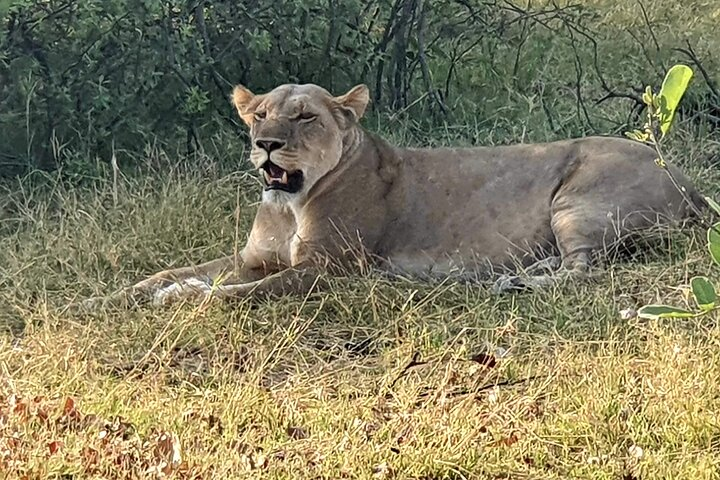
(642, 85, 654, 106)
(708, 223, 720, 266)
(691, 276, 716, 311)
(637, 305, 696, 320)
(624, 129, 649, 142)
(657, 64, 694, 137)
(705, 196, 720, 216)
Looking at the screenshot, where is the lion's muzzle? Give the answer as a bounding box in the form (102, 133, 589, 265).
(260, 160, 304, 194)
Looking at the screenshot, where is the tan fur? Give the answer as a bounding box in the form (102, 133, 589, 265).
(83, 83, 705, 308)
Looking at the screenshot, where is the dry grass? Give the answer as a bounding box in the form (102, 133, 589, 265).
(1, 137, 720, 479)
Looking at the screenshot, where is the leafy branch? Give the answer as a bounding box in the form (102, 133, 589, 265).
(625, 64, 720, 320)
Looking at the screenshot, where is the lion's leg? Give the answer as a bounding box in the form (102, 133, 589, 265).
(490, 254, 562, 293)
(78, 255, 253, 310)
(129, 255, 240, 292)
(75, 201, 296, 311)
(149, 256, 279, 306)
(492, 203, 611, 293)
(494, 148, 696, 295)
(491, 252, 593, 294)
(538, 205, 621, 282)
(80, 255, 274, 311)
(153, 264, 324, 306)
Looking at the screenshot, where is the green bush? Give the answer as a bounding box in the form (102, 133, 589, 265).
(1, 1, 717, 177)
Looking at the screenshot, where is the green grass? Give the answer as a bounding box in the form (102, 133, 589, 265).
(2, 0, 720, 478)
(1, 125, 719, 478)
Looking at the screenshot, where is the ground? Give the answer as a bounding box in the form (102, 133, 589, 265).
(1, 130, 719, 478)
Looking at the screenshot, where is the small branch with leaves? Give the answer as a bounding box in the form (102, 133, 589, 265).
(625, 64, 720, 320)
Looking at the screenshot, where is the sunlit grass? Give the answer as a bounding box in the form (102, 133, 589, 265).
(1, 132, 719, 478)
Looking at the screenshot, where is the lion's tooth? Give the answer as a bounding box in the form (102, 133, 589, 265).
(281, 171, 288, 184)
(263, 170, 272, 184)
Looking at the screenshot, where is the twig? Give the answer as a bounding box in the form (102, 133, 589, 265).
(650, 136, 708, 223)
(233, 186, 242, 276)
(443, 34, 484, 103)
(558, 14, 644, 111)
(323, 0, 339, 90)
(111, 139, 119, 208)
(636, 0, 661, 57)
(673, 41, 720, 102)
(626, 28, 663, 77)
(416, 0, 448, 115)
(59, 12, 133, 82)
(369, 0, 404, 106)
(390, 0, 416, 109)
(387, 351, 428, 390)
(641, 103, 716, 232)
(387, 92, 428, 121)
(413, 374, 556, 406)
(193, 1, 232, 92)
(565, 24, 595, 131)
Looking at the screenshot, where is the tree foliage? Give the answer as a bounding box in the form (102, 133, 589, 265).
(0, 0, 717, 176)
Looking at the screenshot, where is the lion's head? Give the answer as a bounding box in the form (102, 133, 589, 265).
(231, 83, 370, 204)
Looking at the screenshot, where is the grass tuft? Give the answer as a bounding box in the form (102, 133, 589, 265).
(1, 127, 719, 477)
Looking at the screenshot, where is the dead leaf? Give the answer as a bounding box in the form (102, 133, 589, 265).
(36, 407, 49, 425)
(82, 446, 99, 468)
(206, 415, 223, 435)
(487, 387, 499, 404)
(175, 461, 207, 480)
(470, 352, 497, 368)
(499, 431, 519, 446)
(239, 451, 268, 471)
(62, 397, 76, 416)
(286, 425, 308, 440)
(152, 431, 182, 475)
(181, 408, 198, 421)
(254, 452, 268, 469)
(373, 462, 393, 478)
(103, 417, 136, 440)
(56, 397, 84, 431)
(628, 444, 644, 459)
(47, 440, 63, 455)
(12, 399, 28, 420)
(235, 442, 269, 471)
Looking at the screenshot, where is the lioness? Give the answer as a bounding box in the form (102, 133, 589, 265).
(84, 82, 705, 308)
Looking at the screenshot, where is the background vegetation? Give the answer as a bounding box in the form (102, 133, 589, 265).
(0, 0, 720, 478)
(1, 0, 718, 175)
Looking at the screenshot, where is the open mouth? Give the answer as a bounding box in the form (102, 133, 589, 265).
(260, 160, 304, 194)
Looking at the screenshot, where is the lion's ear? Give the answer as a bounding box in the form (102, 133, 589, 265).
(231, 84, 256, 126)
(333, 84, 370, 124)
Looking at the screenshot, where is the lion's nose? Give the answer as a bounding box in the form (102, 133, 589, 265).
(255, 139, 286, 153)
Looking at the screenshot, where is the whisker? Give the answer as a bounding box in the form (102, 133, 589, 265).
(275, 152, 300, 160)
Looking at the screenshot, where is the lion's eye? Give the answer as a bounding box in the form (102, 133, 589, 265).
(297, 112, 317, 123)
(253, 111, 266, 121)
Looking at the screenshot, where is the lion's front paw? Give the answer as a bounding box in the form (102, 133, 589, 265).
(491, 273, 556, 294)
(152, 277, 213, 307)
(71, 290, 133, 313)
